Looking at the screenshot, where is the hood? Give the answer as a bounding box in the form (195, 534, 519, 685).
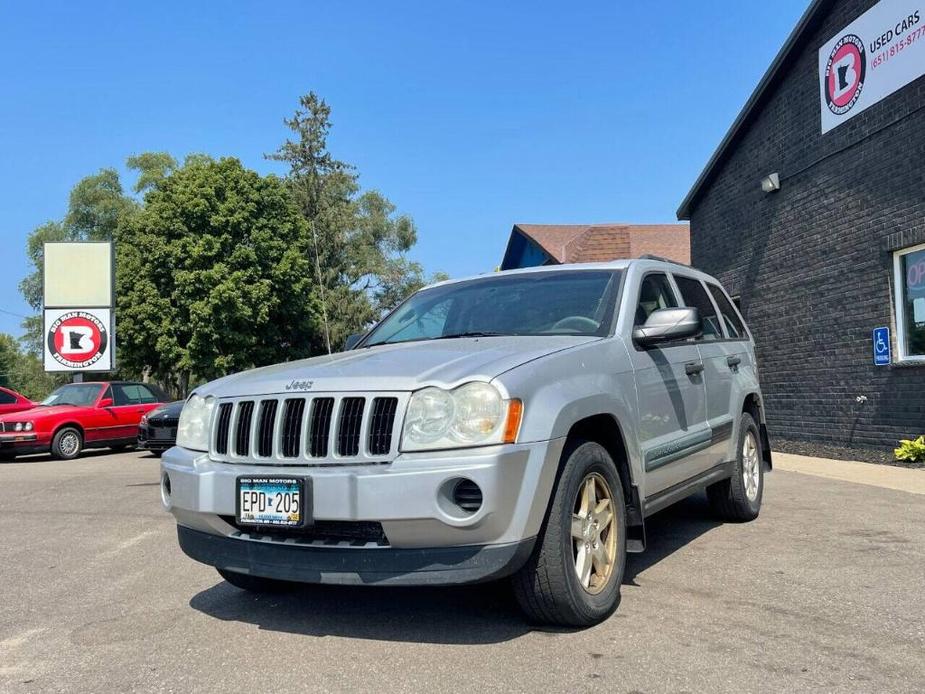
(0, 404, 89, 421)
(150, 401, 184, 417)
(198, 335, 600, 398)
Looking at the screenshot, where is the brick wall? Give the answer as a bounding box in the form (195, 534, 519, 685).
(688, 0, 925, 453)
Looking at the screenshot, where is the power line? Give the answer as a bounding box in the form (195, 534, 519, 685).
(0, 307, 30, 320)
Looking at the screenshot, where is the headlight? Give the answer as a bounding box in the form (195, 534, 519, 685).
(24, 422, 33, 432)
(176, 393, 216, 451)
(14, 422, 23, 432)
(401, 382, 522, 452)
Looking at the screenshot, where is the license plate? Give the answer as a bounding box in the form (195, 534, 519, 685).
(236, 476, 306, 527)
(153, 428, 175, 440)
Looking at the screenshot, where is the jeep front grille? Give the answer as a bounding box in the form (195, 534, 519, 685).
(336, 397, 365, 456)
(210, 393, 405, 465)
(308, 397, 335, 457)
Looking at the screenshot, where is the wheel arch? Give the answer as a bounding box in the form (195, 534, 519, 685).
(562, 413, 645, 550)
(741, 392, 772, 469)
(53, 421, 85, 440)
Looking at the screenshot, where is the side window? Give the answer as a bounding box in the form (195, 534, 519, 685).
(708, 284, 747, 339)
(115, 384, 157, 404)
(674, 276, 723, 341)
(634, 273, 679, 326)
(0, 390, 16, 405)
(133, 385, 159, 403)
(111, 385, 136, 406)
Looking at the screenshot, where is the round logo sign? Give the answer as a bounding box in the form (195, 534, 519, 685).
(824, 34, 866, 115)
(46, 311, 109, 369)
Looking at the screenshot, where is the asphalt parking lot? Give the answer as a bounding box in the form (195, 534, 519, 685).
(1, 451, 923, 693)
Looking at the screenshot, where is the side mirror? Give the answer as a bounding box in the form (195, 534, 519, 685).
(633, 307, 701, 347)
(98, 397, 113, 408)
(343, 333, 364, 351)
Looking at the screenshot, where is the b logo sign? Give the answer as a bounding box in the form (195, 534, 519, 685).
(44, 309, 112, 371)
(824, 34, 866, 115)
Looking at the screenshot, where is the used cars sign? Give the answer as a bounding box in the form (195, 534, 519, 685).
(819, 0, 924, 133)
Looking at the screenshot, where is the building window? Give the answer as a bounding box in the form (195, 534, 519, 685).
(894, 243, 925, 362)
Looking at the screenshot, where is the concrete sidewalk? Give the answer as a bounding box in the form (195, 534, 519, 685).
(773, 451, 925, 495)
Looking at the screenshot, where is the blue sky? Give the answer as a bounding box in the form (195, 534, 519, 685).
(0, 0, 809, 337)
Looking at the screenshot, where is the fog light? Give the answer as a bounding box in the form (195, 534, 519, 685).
(451, 478, 483, 514)
(161, 472, 172, 507)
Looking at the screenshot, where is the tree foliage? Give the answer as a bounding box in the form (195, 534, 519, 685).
(0, 333, 61, 399)
(127, 152, 178, 194)
(268, 92, 439, 349)
(115, 156, 323, 394)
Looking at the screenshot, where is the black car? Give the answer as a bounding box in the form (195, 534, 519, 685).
(137, 400, 183, 456)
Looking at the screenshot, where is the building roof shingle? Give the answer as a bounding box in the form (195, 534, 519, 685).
(512, 223, 690, 265)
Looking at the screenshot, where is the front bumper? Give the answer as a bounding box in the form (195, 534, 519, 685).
(179, 525, 535, 586)
(138, 425, 176, 451)
(161, 438, 563, 585)
(0, 433, 45, 455)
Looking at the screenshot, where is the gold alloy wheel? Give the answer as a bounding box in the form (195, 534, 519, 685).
(571, 472, 617, 595)
(742, 430, 761, 502)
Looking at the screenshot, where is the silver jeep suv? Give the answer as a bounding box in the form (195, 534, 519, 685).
(162, 258, 771, 626)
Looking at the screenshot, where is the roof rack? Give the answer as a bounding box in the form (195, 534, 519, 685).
(636, 254, 691, 268)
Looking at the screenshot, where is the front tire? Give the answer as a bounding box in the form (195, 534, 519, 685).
(51, 427, 83, 460)
(512, 440, 626, 627)
(217, 568, 293, 593)
(707, 412, 764, 521)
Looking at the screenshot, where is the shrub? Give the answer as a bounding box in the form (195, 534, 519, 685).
(894, 436, 925, 463)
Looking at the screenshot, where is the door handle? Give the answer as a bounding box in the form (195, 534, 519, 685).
(727, 355, 742, 368)
(685, 361, 704, 376)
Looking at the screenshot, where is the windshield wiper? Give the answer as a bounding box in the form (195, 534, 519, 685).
(363, 331, 510, 348)
(434, 331, 509, 340)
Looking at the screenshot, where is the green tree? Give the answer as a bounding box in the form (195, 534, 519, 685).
(115, 156, 323, 395)
(127, 152, 178, 194)
(268, 92, 439, 350)
(0, 333, 60, 399)
(0, 334, 16, 388)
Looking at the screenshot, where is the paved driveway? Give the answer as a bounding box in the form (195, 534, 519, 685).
(1, 451, 923, 693)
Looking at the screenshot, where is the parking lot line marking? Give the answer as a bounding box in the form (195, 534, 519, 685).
(773, 452, 925, 496)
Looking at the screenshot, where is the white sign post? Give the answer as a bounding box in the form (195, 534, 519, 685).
(42, 242, 115, 375)
(819, 0, 925, 133)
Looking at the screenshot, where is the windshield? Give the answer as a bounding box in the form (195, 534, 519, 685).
(40, 384, 102, 407)
(363, 270, 621, 347)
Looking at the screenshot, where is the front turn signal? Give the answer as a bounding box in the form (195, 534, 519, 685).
(503, 399, 523, 444)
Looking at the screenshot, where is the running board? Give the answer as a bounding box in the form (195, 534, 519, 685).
(643, 461, 736, 518)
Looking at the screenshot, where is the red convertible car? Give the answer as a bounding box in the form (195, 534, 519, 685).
(0, 386, 35, 416)
(0, 381, 168, 460)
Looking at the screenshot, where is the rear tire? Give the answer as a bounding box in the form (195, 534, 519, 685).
(707, 412, 764, 521)
(512, 440, 626, 627)
(217, 568, 294, 593)
(51, 427, 83, 460)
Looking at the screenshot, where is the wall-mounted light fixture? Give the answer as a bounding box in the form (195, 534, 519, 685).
(760, 172, 781, 193)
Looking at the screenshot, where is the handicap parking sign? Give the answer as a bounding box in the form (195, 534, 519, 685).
(873, 327, 890, 366)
